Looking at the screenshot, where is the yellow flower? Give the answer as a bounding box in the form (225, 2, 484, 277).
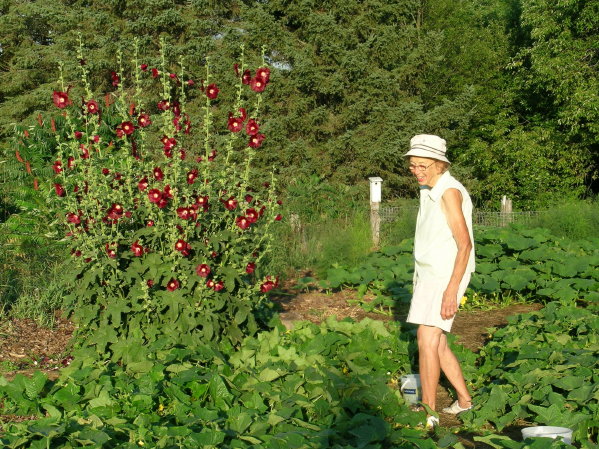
(138, 441, 144, 447)
(460, 296, 468, 306)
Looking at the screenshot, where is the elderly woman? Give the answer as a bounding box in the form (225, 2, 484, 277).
(404, 134, 476, 428)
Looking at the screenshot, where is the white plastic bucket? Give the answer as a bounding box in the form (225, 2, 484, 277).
(521, 426, 572, 444)
(400, 374, 421, 404)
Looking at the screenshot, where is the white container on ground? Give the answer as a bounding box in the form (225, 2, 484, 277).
(521, 426, 572, 444)
(400, 374, 422, 404)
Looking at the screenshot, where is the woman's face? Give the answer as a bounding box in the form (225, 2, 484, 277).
(408, 157, 443, 187)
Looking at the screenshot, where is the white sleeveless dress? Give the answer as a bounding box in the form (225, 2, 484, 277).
(406, 171, 475, 332)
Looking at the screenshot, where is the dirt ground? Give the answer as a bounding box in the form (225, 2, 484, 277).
(0, 286, 542, 443)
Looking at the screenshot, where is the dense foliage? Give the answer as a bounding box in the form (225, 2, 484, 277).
(1, 0, 597, 212)
(315, 225, 599, 313)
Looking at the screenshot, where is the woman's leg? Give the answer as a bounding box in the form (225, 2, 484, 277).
(417, 325, 443, 410)
(438, 333, 472, 407)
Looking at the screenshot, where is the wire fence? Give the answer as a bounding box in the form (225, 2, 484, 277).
(380, 206, 545, 227)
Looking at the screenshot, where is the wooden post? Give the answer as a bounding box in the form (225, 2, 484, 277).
(369, 177, 383, 248)
(501, 195, 512, 226)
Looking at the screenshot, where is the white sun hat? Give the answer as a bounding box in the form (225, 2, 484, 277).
(404, 134, 450, 164)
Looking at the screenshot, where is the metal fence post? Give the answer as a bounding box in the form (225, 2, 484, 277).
(369, 177, 383, 248)
(501, 195, 513, 226)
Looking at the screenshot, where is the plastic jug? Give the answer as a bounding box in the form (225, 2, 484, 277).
(400, 374, 421, 404)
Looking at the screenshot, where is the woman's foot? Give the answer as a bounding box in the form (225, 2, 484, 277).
(441, 399, 472, 415)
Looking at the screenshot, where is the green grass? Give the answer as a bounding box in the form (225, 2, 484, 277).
(526, 197, 599, 240)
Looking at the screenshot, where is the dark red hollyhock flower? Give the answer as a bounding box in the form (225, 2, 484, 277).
(74, 131, 83, 140)
(125, 211, 132, 218)
(196, 195, 209, 210)
(105, 243, 117, 259)
(256, 67, 271, 84)
(140, 64, 148, 71)
(147, 220, 155, 227)
(166, 278, 179, 291)
(52, 91, 71, 109)
(116, 128, 125, 138)
(184, 117, 192, 134)
(138, 113, 151, 128)
(162, 136, 177, 151)
(263, 182, 271, 188)
(107, 204, 124, 220)
(187, 169, 198, 185)
(250, 76, 266, 93)
(239, 107, 247, 121)
(163, 185, 173, 199)
(275, 214, 283, 221)
(234, 63, 240, 77)
(172, 103, 181, 117)
(66, 212, 81, 224)
(206, 279, 215, 289)
(259, 205, 266, 216)
(175, 239, 191, 256)
(147, 279, 154, 288)
(52, 161, 62, 174)
(153, 167, 164, 181)
(245, 194, 253, 203)
(213, 281, 224, 292)
(236, 216, 250, 230)
(157, 197, 169, 209)
(54, 183, 66, 197)
(242, 69, 252, 85)
(148, 189, 162, 204)
(187, 79, 194, 86)
(249, 133, 265, 148)
(246, 208, 259, 224)
(246, 262, 256, 274)
(151, 68, 159, 78)
(86, 99, 99, 114)
(246, 119, 259, 136)
(111, 71, 120, 87)
(138, 177, 149, 191)
(120, 121, 135, 135)
(227, 116, 244, 133)
(196, 264, 211, 277)
(260, 279, 276, 293)
(222, 196, 237, 211)
(206, 83, 219, 99)
(131, 241, 144, 257)
(208, 150, 217, 161)
(176, 207, 191, 220)
(180, 149, 186, 160)
(102, 168, 110, 175)
(157, 100, 170, 111)
(169, 73, 178, 80)
(172, 116, 182, 132)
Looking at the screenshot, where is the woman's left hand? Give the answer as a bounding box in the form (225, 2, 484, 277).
(441, 289, 458, 320)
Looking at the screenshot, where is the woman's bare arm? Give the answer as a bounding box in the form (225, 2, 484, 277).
(440, 188, 473, 320)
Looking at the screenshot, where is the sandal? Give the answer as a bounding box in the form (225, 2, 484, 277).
(442, 400, 472, 415)
(426, 415, 439, 429)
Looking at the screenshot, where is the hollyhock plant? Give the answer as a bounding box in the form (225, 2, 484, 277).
(22, 44, 283, 364)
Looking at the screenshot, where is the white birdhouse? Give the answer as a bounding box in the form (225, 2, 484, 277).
(369, 177, 383, 203)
